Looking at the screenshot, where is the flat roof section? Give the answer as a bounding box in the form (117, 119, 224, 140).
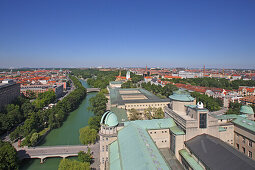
(185, 134, 255, 170)
(109, 88, 169, 106)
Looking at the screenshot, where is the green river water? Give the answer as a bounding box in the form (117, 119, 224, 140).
(20, 80, 97, 170)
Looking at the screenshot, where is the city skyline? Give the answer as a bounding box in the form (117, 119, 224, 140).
(1, 0, 255, 68)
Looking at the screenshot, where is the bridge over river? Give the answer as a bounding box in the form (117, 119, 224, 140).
(17, 143, 99, 163)
(86, 88, 100, 93)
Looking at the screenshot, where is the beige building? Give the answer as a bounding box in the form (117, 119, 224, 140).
(0, 79, 20, 111)
(164, 91, 219, 141)
(99, 111, 185, 170)
(109, 88, 170, 118)
(232, 117, 255, 160)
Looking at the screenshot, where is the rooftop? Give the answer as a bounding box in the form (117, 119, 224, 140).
(110, 107, 128, 123)
(185, 134, 255, 170)
(179, 149, 203, 170)
(100, 111, 119, 127)
(109, 123, 170, 170)
(124, 118, 177, 130)
(240, 105, 254, 115)
(232, 117, 255, 133)
(169, 90, 195, 102)
(109, 88, 169, 105)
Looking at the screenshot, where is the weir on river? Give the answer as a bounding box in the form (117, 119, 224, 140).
(20, 80, 97, 170)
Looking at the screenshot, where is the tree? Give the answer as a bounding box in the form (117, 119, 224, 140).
(79, 126, 97, 145)
(88, 116, 101, 131)
(58, 159, 90, 170)
(30, 132, 39, 146)
(78, 148, 93, 163)
(89, 93, 108, 116)
(129, 108, 142, 120)
(0, 141, 18, 170)
(226, 102, 242, 114)
(153, 108, 164, 119)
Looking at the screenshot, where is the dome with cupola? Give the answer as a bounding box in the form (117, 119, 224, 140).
(100, 111, 118, 127)
(240, 105, 254, 115)
(169, 89, 195, 102)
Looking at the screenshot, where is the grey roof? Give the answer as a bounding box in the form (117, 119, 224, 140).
(0, 82, 17, 90)
(185, 134, 255, 170)
(109, 88, 169, 105)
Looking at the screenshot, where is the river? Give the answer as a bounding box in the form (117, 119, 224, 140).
(20, 80, 97, 170)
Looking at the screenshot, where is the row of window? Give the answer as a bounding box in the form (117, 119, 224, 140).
(149, 130, 168, 134)
(127, 104, 166, 108)
(236, 144, 253, 158)
(102, 145, 108, 152)
(101, 157, 108, 164)
(101, 137, 108, 141)
(236, 134, 253, 147)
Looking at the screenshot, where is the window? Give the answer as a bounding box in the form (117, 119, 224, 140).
(199, 113, 207, 128)
(154, 132, 156, 134)
(106, 145, 108, 151)
(243, 147, 246, 154)
(150, 132, 152, 134)
(102, 146, 104, 152)
(242, 137, 245, 143)
(106, 138, 108, 141)
(249, 140, 252, 147)
(237, 144, 239, 150)
(249, 151, 252, 158)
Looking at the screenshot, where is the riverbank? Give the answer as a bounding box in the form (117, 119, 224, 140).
(20, 80, 97, 170)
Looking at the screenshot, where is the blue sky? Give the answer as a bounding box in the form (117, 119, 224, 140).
(0, 0, 255, 68)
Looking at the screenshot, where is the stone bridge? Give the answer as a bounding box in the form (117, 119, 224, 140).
(87, 88, 100, 93)
(17, 144, 99, 164)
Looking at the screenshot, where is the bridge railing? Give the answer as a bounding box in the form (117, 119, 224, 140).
(27, 145, 86, 149)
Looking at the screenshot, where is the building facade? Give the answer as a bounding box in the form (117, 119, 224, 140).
(0, 80, 20, 111)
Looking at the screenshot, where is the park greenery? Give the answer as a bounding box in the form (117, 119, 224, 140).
(226, 102, 242, 114)
(89, 92, 108, 116)
(161, 77, 255, 90)
(0, 141, 19, 170)
(10, 75, 87, 146)
(79, 126, 98, 145)
(71, 68, 143, 89)
(0, 96, 34, 136)
(32, 90, 56, 109)
(141, 82, 178, 98)
(129, 107, 165, 120)
(78, 148, 93, 164)
(58, 159, 90, 170)
(191, 92, 223, 111)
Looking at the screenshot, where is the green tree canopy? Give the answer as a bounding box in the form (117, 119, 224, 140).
(89, 93, 108, 116)
(79, 126, 97, 145)
(0, 141, 18, 170)
(58, 159, 90, 170)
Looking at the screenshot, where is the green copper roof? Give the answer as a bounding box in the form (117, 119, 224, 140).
(110, 81, 124, 84)
(124, 118, 176, 130)
(232, 117, 255, 133)
(170, 126, 185, 135)
(100, 111, 118, 127)
(110, 107, 128, 122)
(240, 105, 254, 115)
(219, 126, 227, 132)
(179, 149, 204, 170)
(109, 141, 121, 170)
(109, 123, 170, 170)
(169, 93, 195, 102)
(215, 114, 239, 120)
(185, 105, 208, 111)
